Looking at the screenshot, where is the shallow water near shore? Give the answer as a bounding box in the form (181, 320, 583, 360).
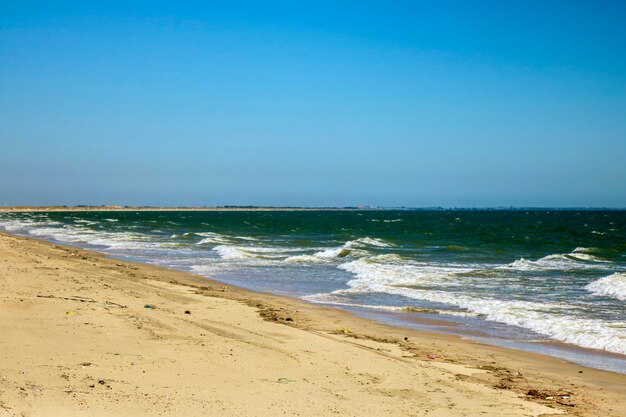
(2, 209, 625, 373)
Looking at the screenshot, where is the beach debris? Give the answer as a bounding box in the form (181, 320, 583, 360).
(526, 389, 574, 401)
(494, 381, 512, 390)
(403, 306, 439, 314)
(144, 304, 156, 309)
(427, 354, 437, 360)
(38, 294, 96, 303)
(184, 310, 191, 314)
(66, 310, 75, 315)
(105, 300, 127, 308)
(277, 378, 294, 384)
(98, 379, 106, 385)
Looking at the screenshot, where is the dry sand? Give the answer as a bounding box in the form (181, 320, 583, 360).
(1, 231, 625, 416)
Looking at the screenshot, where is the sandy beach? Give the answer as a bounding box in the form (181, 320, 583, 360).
(1, 231, 625, 417)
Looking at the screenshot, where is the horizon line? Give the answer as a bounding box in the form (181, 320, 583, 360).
(1, 205, 625, 211)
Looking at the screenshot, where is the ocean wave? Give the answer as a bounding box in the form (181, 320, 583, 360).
(502, 249, 610, 271)
(0, 219, 64, 232)
(283, 254, 330, 263)
(313, 246, 355, 259)
(338, 257, 473, 289)
(351, 237, 393, 247)
(196, 232, 233, 245)
(586, 273, 626, 301)
(335, 260, 626, 354)
(235, 236, 259, 241)
(212, 244, 303, 260)
(0, 218, 165, 251)
(310, 237, 391, 259)
(170, 232, 198, 239)
(74, 219, 98, 225)
(193, 232, 261, 245)
(85, 236, 164, 250)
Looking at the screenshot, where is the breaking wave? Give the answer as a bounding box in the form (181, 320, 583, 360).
(212, 244, 303, 260)
(196, 232, 233, 245)
(586, 273, 626, 301)
(309, 237, 392, 259)
(502, 248, 610, 271)
(333, 257, 626, 354)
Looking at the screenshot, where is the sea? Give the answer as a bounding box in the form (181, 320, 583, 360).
(1, 209, 625, 373)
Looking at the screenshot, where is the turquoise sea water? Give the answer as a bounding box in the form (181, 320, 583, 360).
(2, 210, 625, 372)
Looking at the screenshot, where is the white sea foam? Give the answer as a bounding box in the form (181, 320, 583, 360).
(313, 246, 354, 258)
(283, 254, 330, 263)
(568, 252, 608, 262)
(212, 245, 251, 260)
(74, 219, 97, 225)
(189, 263, 229, 275)
(586, 273, 626, 301)
(334, 258, 626, 354)
(0, 217, 164, 251)
(337, 258, 475, 292)
(310, 237, 391, 259)
(502, 249, 610, 271)
(285, 238, 393, 262)
(212, 244, 303, 260)
(352, 237, 393, 247)
(235, 236, 259, 241)
(170, 232, 196, 238)
(103, 218, 118, 222)
(0, 219, 63, 232)
(196, 232, 233, 245)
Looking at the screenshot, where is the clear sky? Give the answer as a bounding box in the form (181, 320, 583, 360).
(1, 1, 625, 207)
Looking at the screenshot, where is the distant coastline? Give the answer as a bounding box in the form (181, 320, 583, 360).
(1, 205, 624, 212)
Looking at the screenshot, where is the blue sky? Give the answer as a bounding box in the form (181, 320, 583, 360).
(1, 1, 625, 207)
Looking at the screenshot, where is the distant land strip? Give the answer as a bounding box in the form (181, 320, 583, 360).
(1, 205, 624, 212)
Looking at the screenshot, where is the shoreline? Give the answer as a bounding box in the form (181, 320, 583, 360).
(1, 231, 625, 416)
(327, 303, 626, 370)
(7, 222, 626, 373)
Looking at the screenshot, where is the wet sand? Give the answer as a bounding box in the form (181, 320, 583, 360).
(1, 231, 625, 416)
